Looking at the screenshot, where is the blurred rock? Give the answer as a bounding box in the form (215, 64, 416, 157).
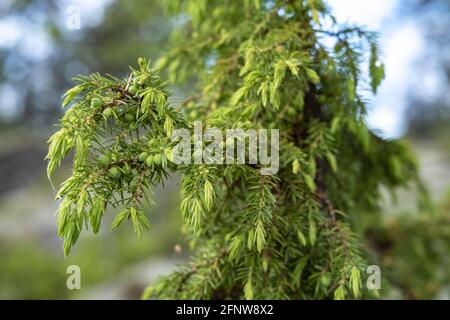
(0, 146, 46, 196)
(81, 257, 184, 300)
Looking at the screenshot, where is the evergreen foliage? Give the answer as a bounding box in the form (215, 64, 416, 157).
(47, 0, 450, 299)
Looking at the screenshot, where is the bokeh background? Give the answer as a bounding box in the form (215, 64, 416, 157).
(0, 0, 449, 299)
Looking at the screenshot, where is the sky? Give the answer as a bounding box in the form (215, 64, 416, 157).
(328, 0, 428, 138)
(0, 0, 438, 138)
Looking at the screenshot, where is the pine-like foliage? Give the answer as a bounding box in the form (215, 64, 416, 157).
(47, 0, 449, 300)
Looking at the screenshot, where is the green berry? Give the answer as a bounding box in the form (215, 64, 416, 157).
(129, 85, 138, 95)
(125, 113, 135, 122)
(287, 106, 296, 116)
(108, 167, 121, 179)
(91, 98, 104, 109)
(102, 107, 113, 118)
(123, 163, 132, 176)
(145, 155, 154, 167)
(98, 153, 111, 166)
(190, 110, 198, 119)
(153, 153, 162, 165)
(138, 152, 149, 162)
(138, 57, 146, 68)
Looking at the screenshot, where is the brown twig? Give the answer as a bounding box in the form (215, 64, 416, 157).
(315, 191, 336, 222)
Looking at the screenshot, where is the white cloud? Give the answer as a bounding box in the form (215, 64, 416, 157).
(328, 0, 427, 138)
(0, 18, 22, 48)
(328, 0, 397, 29)
(0, 84, 22, 121)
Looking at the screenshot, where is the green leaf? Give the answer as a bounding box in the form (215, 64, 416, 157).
(76, 190, 87, 214)
(349, 266, 362, 298)
(91, 197, 105, 234)
(293, 255, 309, 286)
(57, 199, 71, 237)
(257, 81, 269, 107)
(255, 222, 266, 253)
(141, 286, 155, 300)
(247, 229, 255, 250)
(230, 86, 248, 106)
(204, 180, 214, 211)
(334, 285, 346, 300)
(297, 230, 307, 246)
(304, 174, 316, 192)
(262, 256, 269, 272)
(62, 85, 83, 107)
(308, 218, 316, 245)
(305, 68, 320, 84)
(229, 234, 243, 260)
(137, 211, 151, 230)
(331, 117, 341, 134)
(326, 152, 337, 173)
(369, 43, 385, 93)
(110, 209, 130, 230)
(244, 278, 254, 300)
(140, 88, 155, 112)
(130, 207, 149, 241)
(286, 59, 300, 78)
(307, 0, 321, 24)
(347, 76, 356, 102)
(273, 60, 286, 88)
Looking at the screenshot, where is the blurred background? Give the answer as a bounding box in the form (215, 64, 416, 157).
(0, 0, 448, 299)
